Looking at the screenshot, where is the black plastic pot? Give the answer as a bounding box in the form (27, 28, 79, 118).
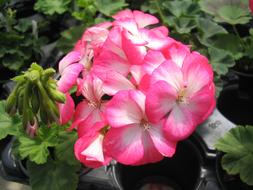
(109, 139, 203, 190)
(218, 71, 253, 125)
(216, 153, 253, 190)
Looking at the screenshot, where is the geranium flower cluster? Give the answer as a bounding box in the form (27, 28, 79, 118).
(58, 10, 215, 168)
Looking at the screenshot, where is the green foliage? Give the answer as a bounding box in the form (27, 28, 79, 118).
(34, 0, 71, 15)
(95, 0, 128, 16)
(0, 100, 20, 140)
(215, 126, 253, 186)
(0, 9, 44, 71)
(17, 125, 58, 164)
(55, 129, 80, 166)
(27, 158, 80, 190)
(199, 0, 251, 25)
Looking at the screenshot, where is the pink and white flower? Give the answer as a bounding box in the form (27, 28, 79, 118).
(146, 52, 215, 141)
(104, 90, 177, 165)
(74, 122, 112, 168)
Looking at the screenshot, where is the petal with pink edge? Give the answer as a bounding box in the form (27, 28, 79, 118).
(187, 83, 216, 124)
(151, 60, 183, 91)
(122, 30, 146, 65)
(163, 104, 196, 141)
(98, 71, 135, 96)
(146, 81, 177, 123)
(112, 9, 134, 20)
(69, 100, 96, 130)
(104, 124, 163, 165)
(148, 122, 177, 157)
(57, 63, 83, 93)
(75, 133, 111, 168)
(142, 50, 166, 75)
(163, 42, 190, 68)
(182, 52, 213, 95)
(150, 26, 169, 37)
(105, 90, 143, 127)
(133, 10, 159, 28)
(58, 93, 74, 125)
(58, 51, 81, 74)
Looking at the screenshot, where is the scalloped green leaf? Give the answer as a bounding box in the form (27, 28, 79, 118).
(27, 159, 79, 190)
(0, 101, 20, 140)
(55, 129, 80, 166)
(208, 47, 235, 76)
(95, 0, 128, 16)
(199, 0, 250, 25)
(215, 126, 253, 186)
(34, 0, 71, 15)
(17, 125, 59, 164)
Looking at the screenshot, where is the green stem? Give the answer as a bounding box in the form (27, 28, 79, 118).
(153, 0, 166, 25)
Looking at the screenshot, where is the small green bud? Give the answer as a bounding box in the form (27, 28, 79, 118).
(48, 87, 66, 103)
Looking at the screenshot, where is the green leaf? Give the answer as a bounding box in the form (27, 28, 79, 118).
(196, 18, 227, 46)
(0, 101, 20, 140)
(95, 0, 128, 16)
(27, 159, 80, 190)
(55, 129, 80, 166)
(208, 33, 243, 60)
(172, 17, 197, 34)
(215, 125, 253, 186)
(217, 5, 251, 25)
(163, 0, 200, 18)
(199, 0, 251, 25)
(18, 125, 59, 164)
(34, 0, 71, 15)
(208, 47, 235, 76)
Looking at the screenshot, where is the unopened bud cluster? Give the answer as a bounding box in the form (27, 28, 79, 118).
(6, 63, 66, 131)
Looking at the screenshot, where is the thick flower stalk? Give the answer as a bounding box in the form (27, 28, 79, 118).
(58, 9, 216, 167)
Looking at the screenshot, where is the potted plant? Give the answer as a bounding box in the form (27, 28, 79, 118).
(0, 8, 217, 190)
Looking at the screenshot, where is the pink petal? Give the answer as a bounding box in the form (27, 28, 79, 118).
(187, 83, 216, 124)
(75, 132, 111, 168)
(151, 60, 183, 91)
(113, 18, 139, 35)
(142, 50, 166, 75)
(148, 122, 177, 157)
(133, 10, 159, 28)
(122, 30, 146, 65)
(58, 93, 74, 125)
(112, 9, 134, 20)
(140, 29, 173, 50)
(146, 81, 177, 123)
(163, 42, 190, 68)
(150, 26, 169, 37)
(130, 65, 145, 85)
(69, 100, 96, 130)
(81, 134, 105, 162)
(77, 109, 104, 137)
(57, 63, 83, 93)
(97, 70, 135, 96)
(182, 52, 213, 95)
(81, 75, 104, 104)
(93, 50, 130, 76)
(104, 124, 163, 165)
(58, 51, 81, 74)
(105, 90, 143, 127)
(163, 104, 196, 141)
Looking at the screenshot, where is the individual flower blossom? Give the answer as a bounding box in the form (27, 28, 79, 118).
(146, 52, 215, 141)
(57, 22, 112, 93)
(104, 90, 177, 165)
(74, 121, 112, 168)
(70, 75, 107, 130)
